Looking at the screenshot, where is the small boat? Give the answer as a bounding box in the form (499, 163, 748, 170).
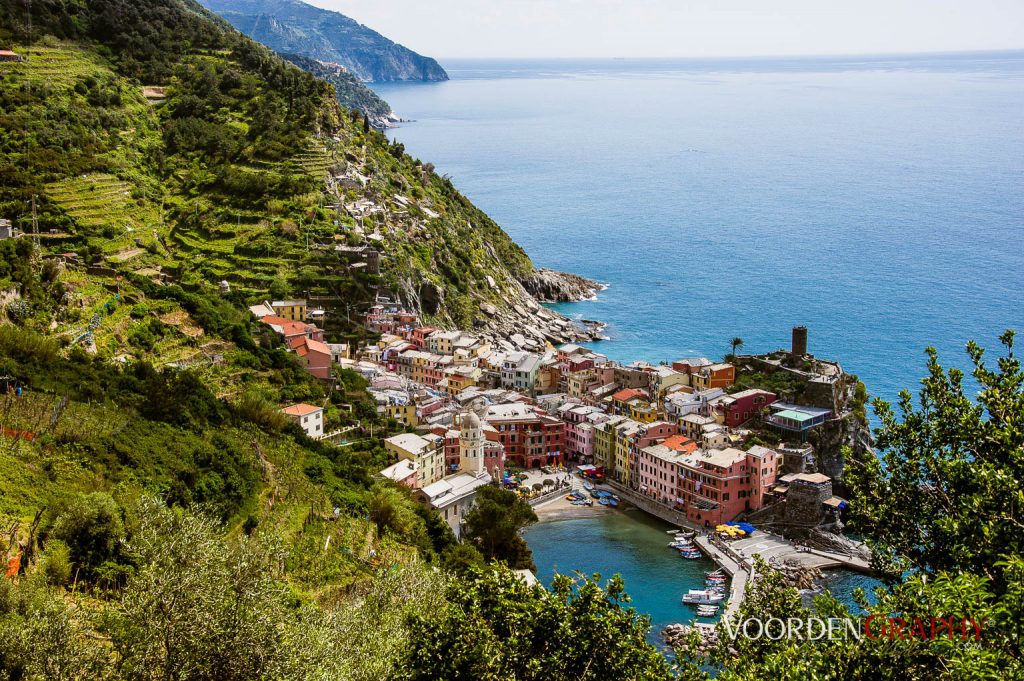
(583, 481, 594, 491)
(607, 498, 619, 508)
(696, 605, 719, 617)
(668, 541, 693, 548)
(589, 489, 601, 499)
(598, 498, 611, 506)
(707, 569, 726, 577)
(682, 589, 725, 605)
(680, 553, 703, 560)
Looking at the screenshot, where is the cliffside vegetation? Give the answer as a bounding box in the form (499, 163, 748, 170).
(0, 0, 539, 365)
(281, 52, 394, 126)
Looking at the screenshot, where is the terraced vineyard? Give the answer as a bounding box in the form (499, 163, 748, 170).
(293, 143, 337, 179)
(0, 45, 101, 86)
(44, 174, 164, 255)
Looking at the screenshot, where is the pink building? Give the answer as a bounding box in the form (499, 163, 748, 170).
(673, 445, 781, 527)
(558, 404, 609, 463)
(714, 389, 776, 428)
(636, 444, 688, 505)
(293, 337, 332, 380)
(627, 420, 679, 483)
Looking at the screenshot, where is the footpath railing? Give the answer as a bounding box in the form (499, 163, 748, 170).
(604, 480, 696, 528)
(528, 485, 573, 507)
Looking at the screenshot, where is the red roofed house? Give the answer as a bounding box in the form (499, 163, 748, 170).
(280, 403, 324, 439)
(261, 315, 323, 344)
(660, 433, 700, 453)
(295, 337, 333, 380)
(0, 50, 23, 63)
(610, 388, 647, 415)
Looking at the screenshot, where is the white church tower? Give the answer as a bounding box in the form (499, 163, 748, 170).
(459, 411, 485, 476)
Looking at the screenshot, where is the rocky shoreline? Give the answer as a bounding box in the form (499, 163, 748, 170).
(471, 268, 606, 350)
(520, 268, 604, 303)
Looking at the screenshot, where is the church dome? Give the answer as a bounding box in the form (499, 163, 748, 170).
(462, 411, 481, 430)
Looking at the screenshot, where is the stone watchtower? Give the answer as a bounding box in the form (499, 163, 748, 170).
(459, 411, 485, 476)
(791, 325, 808, 357)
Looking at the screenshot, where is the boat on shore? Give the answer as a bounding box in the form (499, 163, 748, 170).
(682, 589, 725, 605)
(582, 481, 594, 491)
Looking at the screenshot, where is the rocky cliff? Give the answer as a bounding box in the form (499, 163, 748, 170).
(521, 268, 603, 303)
(200, 0, 449, 82)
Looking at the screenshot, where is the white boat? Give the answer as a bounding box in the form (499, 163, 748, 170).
(696, 605, 719, 617)
(682, 589, 726, 605)
(668, 540, 694, 548)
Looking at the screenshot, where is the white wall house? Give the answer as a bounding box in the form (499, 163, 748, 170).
(281, 403, 324, 440)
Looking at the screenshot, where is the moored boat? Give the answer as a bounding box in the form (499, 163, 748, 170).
(682, 589, 726, 605)
(583, 481, 594, 491)
(696, 605, 720, 617)
(598, 498, 611, 506)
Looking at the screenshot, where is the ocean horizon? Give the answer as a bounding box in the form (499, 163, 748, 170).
(374, 51, 1024, 408)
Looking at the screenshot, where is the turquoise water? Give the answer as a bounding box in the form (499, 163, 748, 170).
(523, 511, 881, 647)
(374, 53, 1024, 409)
(522, 510, 720, 645)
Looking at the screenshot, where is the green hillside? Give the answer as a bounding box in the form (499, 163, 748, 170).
(282, 52, 394, 127)
(0, 0, 535, 357)
(0, 3, 677, 679)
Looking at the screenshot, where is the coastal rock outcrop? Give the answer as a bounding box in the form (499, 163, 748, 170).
(520, 268, 603, 303)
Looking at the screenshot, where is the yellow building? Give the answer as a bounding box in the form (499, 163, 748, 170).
(384, 432, 445, 487)
(271, 299, 307, 321)
(385, 403, 418, 427)
(444, 365, 482, 396)
(567, 369, 596, 398)
(628, 399, 661, 423)
(611, 419, 641, 485)
(592, 416, 624, 472)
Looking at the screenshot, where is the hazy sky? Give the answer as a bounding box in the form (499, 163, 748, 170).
(307, 0, 1024, 59)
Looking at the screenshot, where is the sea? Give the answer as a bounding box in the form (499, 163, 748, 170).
(374, 52, 1024, 411)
